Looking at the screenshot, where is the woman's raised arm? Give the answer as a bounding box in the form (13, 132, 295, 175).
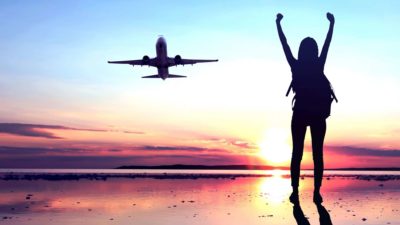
(320, 12, 335, 66)
(276, 13, 295, 67)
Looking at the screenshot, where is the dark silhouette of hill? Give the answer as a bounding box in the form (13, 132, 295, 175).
(328, 167, 400, 171)
(116, 164, 400, 171)
(116, 164, 288, 170)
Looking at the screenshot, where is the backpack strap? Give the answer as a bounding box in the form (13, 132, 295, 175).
(291, 95, 296, 109)
(330, 84, 338, 103)
(285, 81, 293, 97)
(323, 74, 338, 103)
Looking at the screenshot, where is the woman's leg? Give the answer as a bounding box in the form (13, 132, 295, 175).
(310, 119, 326, 202)
(290, 114, 307, 195)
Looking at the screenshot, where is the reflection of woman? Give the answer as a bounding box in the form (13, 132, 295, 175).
(293, 203, 333, 225)
(276, 12, 335, 204)
(293, 204, 311, 225)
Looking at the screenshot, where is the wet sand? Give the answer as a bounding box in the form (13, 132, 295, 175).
(0, 172, 399, 225)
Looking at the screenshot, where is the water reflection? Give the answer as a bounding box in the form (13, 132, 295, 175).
(258, 170, 291, 204)
(293, 203, 333, 225)
(0, 175, 399, 225)
(316, 204, 333, 225)
(293, 203, 311, 225)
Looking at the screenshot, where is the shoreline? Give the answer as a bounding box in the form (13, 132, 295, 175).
(1, 172, 400, 181)
(116, 164, 400, 171)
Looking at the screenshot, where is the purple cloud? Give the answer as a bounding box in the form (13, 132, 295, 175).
(127, 145, 232, 154)
(0, 146, 89, 155)
(0, 153, 247, 168)
(0, 123, 105, 139)
(194, 136, 257, 150)
(140, 145, 207, 151)
(0, 123, 144, 139)
(328, 146, 400, 157)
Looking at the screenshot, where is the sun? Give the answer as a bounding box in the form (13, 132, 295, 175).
(259, 128, 292, 166)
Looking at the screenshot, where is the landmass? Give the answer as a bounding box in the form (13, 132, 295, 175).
(116, 164, 400, 171)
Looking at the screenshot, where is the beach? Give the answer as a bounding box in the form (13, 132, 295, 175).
(0, 170, 399, 225)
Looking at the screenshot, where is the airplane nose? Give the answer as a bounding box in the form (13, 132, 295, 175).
(157, 36, 166, 43)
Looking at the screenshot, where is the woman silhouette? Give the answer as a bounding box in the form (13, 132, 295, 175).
(276, 12, 335, 204)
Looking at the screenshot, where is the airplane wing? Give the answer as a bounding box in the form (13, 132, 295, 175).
(142, 74, 186, 79)
(168, 57, 218, 66)
(142, 74, 161, 78)
(168, 74, 186, 78)
(108, 58, 156, 67)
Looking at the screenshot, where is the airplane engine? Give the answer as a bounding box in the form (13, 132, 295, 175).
(142, 55, 150, 64)
(174, 55, 182, 64)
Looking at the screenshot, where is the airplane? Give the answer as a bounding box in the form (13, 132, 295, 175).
(108, 36, 218, 80)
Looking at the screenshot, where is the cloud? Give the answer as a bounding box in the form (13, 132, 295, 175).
(0, 144, 252, 168)
(127, 145, 233, 154)
(0, 146, 90, 155)
(123, 130, 145, 134)
(0, 145, 230, 156)
(328, 146, 400, 157)
(0, 154, 248, 168)
(194, 136, 257, 150)
(0, 123, 104, 139)
(0, 123, 144, 139)
(0, 123, 62, 139)
(2, 144, 400, 169)
(139, 145, 208, 151)
(230, 140, 257, 149)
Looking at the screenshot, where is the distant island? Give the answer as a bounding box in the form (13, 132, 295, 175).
(116, 164, 288, 170)
(116, 164, 400, 171)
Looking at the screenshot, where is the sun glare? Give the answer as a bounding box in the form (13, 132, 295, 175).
(259, 128, 292, 166)
(258, 171, 291, 204)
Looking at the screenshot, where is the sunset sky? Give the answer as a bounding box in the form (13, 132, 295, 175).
(0, 1, 399, 168)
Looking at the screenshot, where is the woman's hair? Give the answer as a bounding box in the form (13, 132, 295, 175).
(298, 37, 319, 62)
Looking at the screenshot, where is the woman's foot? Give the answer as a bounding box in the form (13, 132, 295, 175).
(289, 192, 299, 204)
(313, 191, 323, 203)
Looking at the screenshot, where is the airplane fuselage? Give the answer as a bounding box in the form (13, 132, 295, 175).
(155, 37, 169, 79)
(108, 36, 217, 79)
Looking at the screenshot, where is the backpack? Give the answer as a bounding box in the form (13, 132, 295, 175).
(286, 72, 338, 118)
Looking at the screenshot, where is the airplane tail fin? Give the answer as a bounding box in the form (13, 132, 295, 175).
(142, 75, 161, 78)
(168, 74, 186, 78)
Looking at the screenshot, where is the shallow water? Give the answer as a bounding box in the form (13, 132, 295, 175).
(1, 168, 400, 176)
(0, 171, 399, 225)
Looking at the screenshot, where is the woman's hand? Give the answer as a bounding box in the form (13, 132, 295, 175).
(326, 12, 334, 23)
(276, 13, 283, 23)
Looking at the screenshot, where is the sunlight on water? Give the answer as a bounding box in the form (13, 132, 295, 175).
(258, 170, 291, 204)
(0, 170, 399, 225)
